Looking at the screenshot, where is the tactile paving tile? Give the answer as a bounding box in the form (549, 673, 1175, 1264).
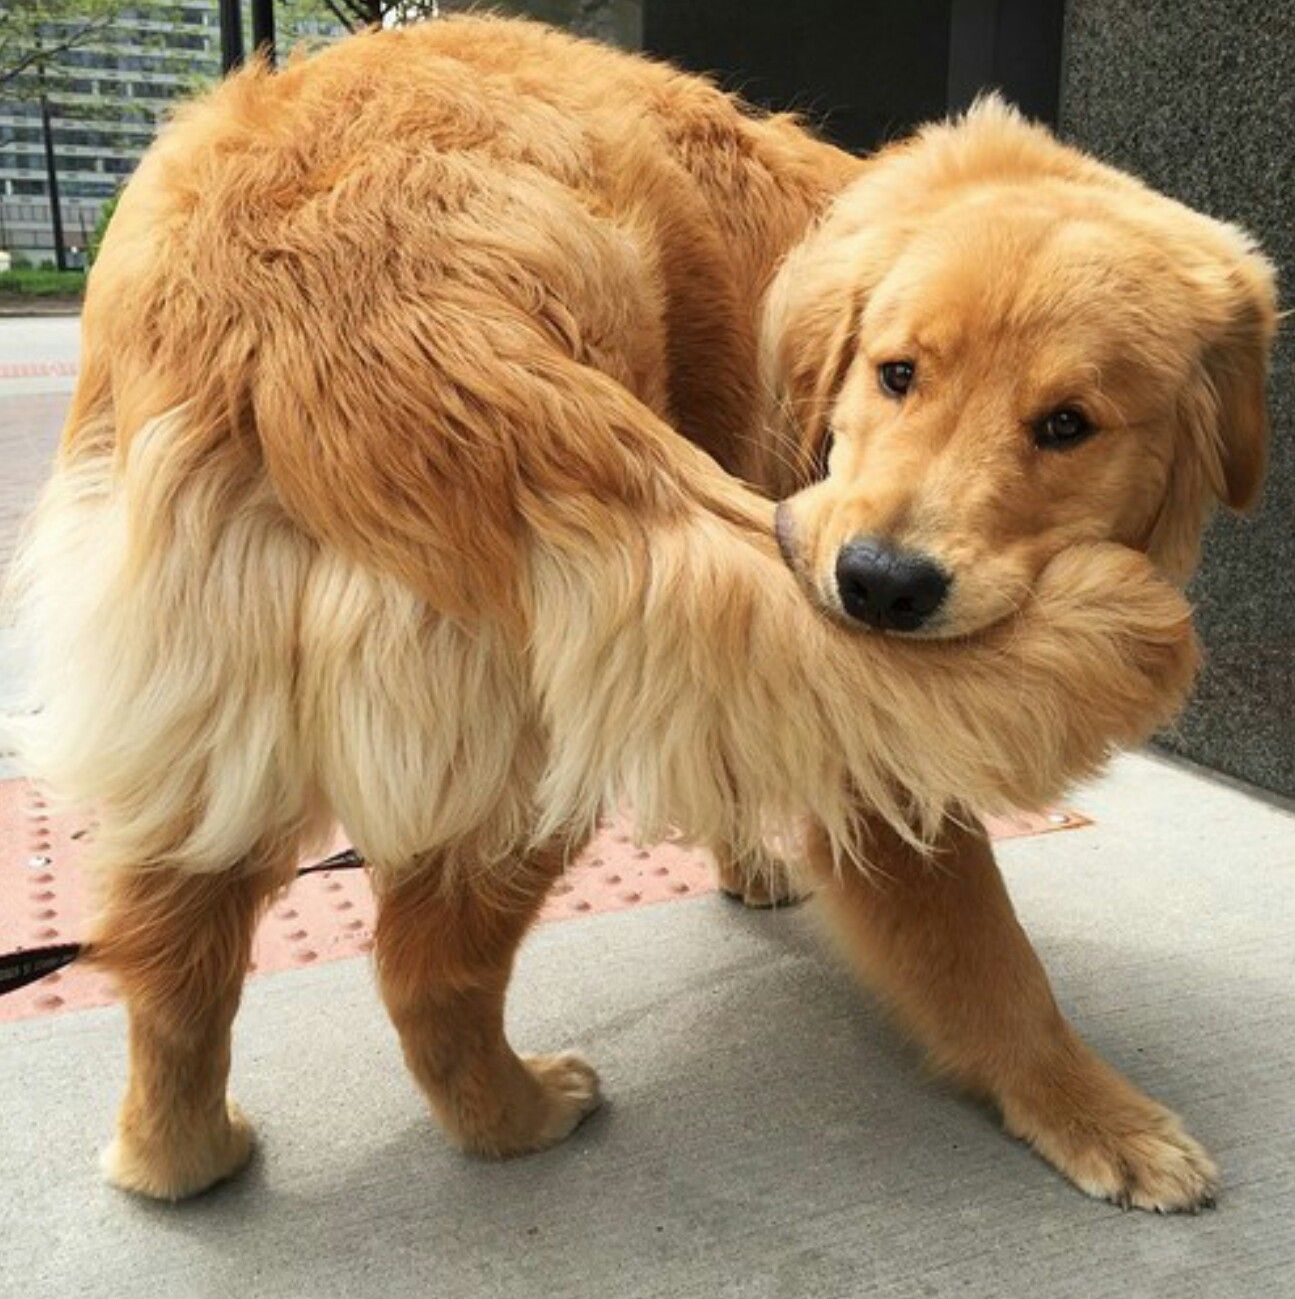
(0, 777, 1087, 1023)
(0, 361, 79, 380)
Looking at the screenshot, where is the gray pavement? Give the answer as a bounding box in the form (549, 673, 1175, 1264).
(0, 392, 64, 576)
(0, 313, 81, 372)
(1, 752, 1293, 1299)
(0, 314, 75, 570)
(0, 317, 76, 776)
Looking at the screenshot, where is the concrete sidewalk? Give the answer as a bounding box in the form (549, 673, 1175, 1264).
(0, 317, 75, 779)
(1, 752, 1292, 1299)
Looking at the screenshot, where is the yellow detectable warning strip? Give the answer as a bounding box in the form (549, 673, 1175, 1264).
(0, 778, 1089, 1022)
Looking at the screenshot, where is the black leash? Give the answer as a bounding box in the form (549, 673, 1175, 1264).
(0, 846, 367, 998)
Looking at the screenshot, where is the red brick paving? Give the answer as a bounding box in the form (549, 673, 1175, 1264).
(0, 362, 78, 379)
(0, 777, 1088, 1023)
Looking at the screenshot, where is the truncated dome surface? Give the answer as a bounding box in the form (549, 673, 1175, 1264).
(0, 778, 1087, 1022)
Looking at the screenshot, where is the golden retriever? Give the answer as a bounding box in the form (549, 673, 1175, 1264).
(5, 17, 1275, 1211)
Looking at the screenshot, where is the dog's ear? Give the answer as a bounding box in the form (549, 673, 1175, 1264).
(793, 285, 864, 463)
(1184, 237, 1278, 513)
(759, 234, 874, 492)
(1150, 237, 1275, 579)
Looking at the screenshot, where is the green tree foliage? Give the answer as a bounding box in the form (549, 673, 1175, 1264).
(286, 0, 639, 49)
(0, 0, 131, 93)
(87, 183, 119, 262)
(1, 3, 198, 268)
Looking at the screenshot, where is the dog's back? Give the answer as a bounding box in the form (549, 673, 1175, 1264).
(72, 16, 846, 544)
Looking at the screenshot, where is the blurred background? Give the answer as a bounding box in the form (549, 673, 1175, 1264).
(1, 0, 1291, 803)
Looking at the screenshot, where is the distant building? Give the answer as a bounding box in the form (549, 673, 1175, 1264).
(0, 3, 342, 266)
(0, 5, 221, 265)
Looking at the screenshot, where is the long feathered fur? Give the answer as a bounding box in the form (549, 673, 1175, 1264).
(2, 18, 1211, 885)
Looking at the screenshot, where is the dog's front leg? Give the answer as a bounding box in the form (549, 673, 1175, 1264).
(806, 815, 1217, 1212)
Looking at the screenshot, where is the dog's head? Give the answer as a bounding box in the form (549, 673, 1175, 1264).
(764, 97, 1277, 637)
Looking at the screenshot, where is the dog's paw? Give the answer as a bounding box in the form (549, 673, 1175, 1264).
(1055, 1121, 1217, 1214)
(714, 848, 806, 909)
(101, 1098, 255, 1201)
(522, 1052, 603, 1147)
(1005, 1091, 1217, 1213)
(458, 1052, 602, 1158)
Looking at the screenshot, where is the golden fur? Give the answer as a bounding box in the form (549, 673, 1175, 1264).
(3, 17, 1275, 1210)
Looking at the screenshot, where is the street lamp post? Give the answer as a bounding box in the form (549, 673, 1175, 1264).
(221, 0, 277, 73)
(218, 0, 245, 74)
(38, 89, 67, 273)
(252, 0, 277, 63)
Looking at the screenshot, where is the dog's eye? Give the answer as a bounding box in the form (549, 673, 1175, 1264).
(878, 360, 915, 398)
(1034, 407, 1093, 450)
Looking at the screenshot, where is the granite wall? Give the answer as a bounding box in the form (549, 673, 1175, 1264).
(1061, 0, 1295, 799)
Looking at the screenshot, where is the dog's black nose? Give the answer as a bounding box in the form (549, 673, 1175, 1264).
(835, 538, 950, 632)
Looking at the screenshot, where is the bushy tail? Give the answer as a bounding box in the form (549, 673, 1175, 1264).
(5, 350, 1196, 876)
(527, 483, 1197, 862)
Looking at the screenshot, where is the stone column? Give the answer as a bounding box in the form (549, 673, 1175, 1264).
(1061, 0, 1295, 799)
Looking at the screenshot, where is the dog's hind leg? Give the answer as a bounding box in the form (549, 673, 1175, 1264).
(89, 852, 295, 1200)
(8, 415, 323, 1198)
(711, 841, 804, 909)
(373, 845, 601, 1158)
(808, 814, 1218, 1213)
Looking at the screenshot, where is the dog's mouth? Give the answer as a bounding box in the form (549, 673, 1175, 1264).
(775, 500, 882, 633)
(773, 500, 801, 576)
(773, 501, 909, 636)
(774, 501, 1014, 643)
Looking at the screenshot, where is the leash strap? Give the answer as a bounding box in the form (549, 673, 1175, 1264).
(0, 846, 368, 999)
(294, 847, 365, 877)
(0, 943, 83, 995)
